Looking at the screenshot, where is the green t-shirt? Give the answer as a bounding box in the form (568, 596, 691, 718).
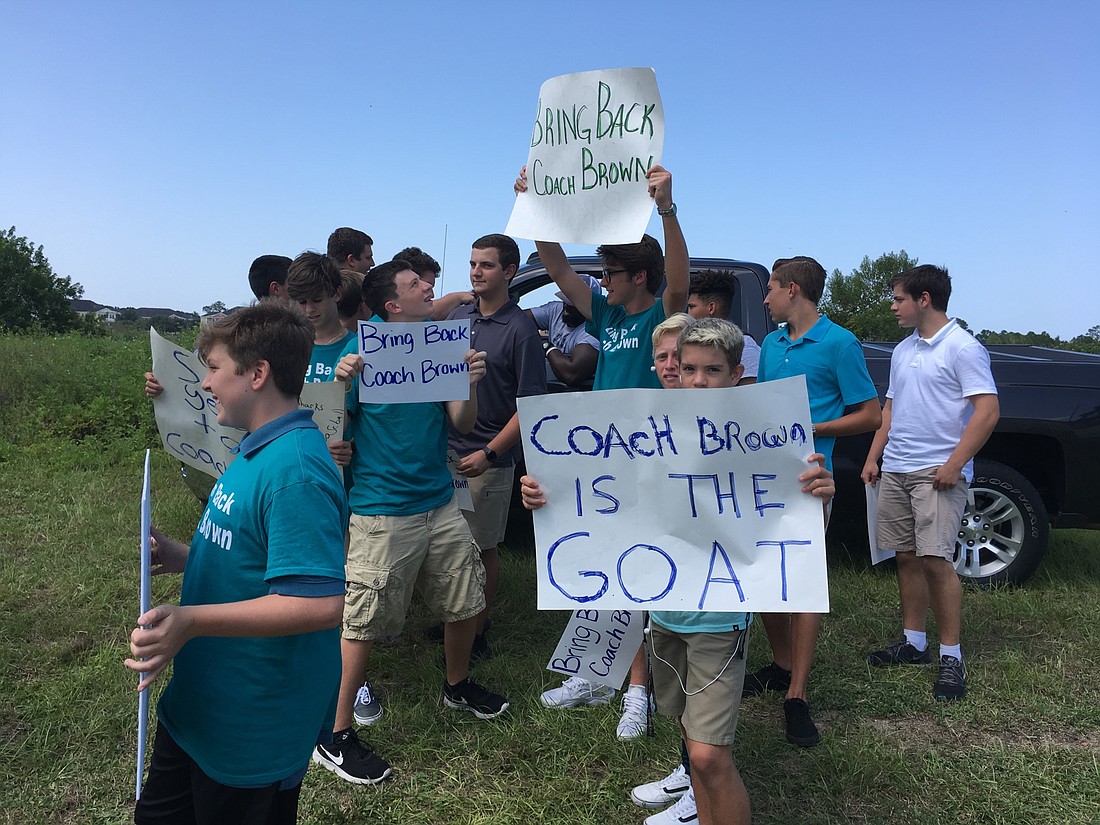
(586, 293, 664, 390)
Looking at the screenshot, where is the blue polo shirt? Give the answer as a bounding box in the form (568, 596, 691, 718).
(156, 409, 346, 787)
(758, 315, 877, 471)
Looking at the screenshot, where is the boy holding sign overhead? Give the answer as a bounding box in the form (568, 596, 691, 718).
(312, 260, 507, 787)
(515, 163, 689, 739)
(520, 318, 836, 825)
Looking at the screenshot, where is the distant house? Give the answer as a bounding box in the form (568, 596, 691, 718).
(200, 305, 246, 327)
(70, 299, 199, 326)
(72, 299, 118, 323)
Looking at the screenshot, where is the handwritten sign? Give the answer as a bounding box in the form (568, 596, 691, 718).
(300, 382, 346, 445)
(447, 450, 474, 511)
(150, 328, 350, 479)
(356, 319, 473, 404)
(546, 608, 644, 690)
(149, 328, 242, 478)
(506, 68, 665, 245)
(517, 377, 829, 612)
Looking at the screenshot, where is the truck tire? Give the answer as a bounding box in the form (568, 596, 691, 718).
(954, 458, 1049, 586)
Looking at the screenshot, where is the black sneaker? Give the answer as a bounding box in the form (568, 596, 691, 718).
(933, 655, 967, 702)
(783, 698, 821, 747)
(312, 728, 392, 785)
(443, 677, 509, 719)
(867, 639, 932, 667)
(742, 662, 791, 697)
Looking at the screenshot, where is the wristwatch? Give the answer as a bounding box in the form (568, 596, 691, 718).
(482, 446, 498, 462)
(657, 202, 677, 217)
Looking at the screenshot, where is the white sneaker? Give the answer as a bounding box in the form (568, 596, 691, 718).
(539, 676, 615, 708)
(616, 685, 650, 740)
(644, 786, 697, 824)
(631, 763, 690, 808)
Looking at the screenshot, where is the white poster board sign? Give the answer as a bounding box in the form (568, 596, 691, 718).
(546, 608, 645, 690)
(447, 450, 474, 512)
(149, 328, 243, 478)
(864, 482, 895, 565)
(150, 329, 349, 480)
(356, 320, 472, 404)
(518, 377, 829, 612)
(506, 67, 665, 245)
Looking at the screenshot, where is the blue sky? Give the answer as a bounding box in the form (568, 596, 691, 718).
(2, 1, 1096, 337)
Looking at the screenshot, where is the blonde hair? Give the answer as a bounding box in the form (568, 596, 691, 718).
(651, 312, 695, 349)
(677, 317, 745, 370)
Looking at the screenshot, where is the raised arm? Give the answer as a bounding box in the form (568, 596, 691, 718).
(430, 291, 475, 321)
(648, 166, 689, 317)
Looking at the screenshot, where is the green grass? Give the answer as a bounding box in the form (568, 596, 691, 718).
(2, 333, 1099, 824)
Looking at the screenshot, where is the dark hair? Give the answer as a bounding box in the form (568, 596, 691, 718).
(891, 264, 952, 312)
(597, 234, 664, 294)
(678, 317, 745, 371)
(771, 256, 827, 305)
(287, 251, 343, 301)
(326, 227, 374, 262)
(472, 234, 520, 272)
(337, 270, 365, 319)
(689, 269, 736, 317)
(247, 255, 292, 300)
(196, 300, 313, 397)
(393, 246, 440, 279)
(362, 259, 413, 321)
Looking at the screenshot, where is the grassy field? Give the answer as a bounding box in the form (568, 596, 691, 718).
(2, 333, 1098, 824)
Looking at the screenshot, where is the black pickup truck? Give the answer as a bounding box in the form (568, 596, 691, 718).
(510, 256, 1100, 585)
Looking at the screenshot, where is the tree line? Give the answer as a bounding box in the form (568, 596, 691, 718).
(3, 227, 1097, 353)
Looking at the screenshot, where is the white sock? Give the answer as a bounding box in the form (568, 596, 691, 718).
(903, 629, 927, 651)
(625, 683, 646, 696)
(940, 643, 962, 662)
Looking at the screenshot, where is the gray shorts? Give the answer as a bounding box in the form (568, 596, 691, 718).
(460, 464, 515, 550)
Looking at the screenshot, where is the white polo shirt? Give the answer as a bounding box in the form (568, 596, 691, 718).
(882, 319, 997, 482)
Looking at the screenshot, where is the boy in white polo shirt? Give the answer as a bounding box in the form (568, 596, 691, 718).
(861, 265, 999, 701)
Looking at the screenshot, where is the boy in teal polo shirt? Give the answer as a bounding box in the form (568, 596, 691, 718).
(748, 255, 881, 748)
(126, 301, 347, 824)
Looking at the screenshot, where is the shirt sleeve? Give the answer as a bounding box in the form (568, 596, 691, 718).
(269, 575, 346, 597)
(529, 302, 553, 329)
(514, 314, 549, 398)
(740, 335, 761, 379)
(954, 340, 998, 397)
(264, 480, 347, 581)
(836, 339, 879, 406)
